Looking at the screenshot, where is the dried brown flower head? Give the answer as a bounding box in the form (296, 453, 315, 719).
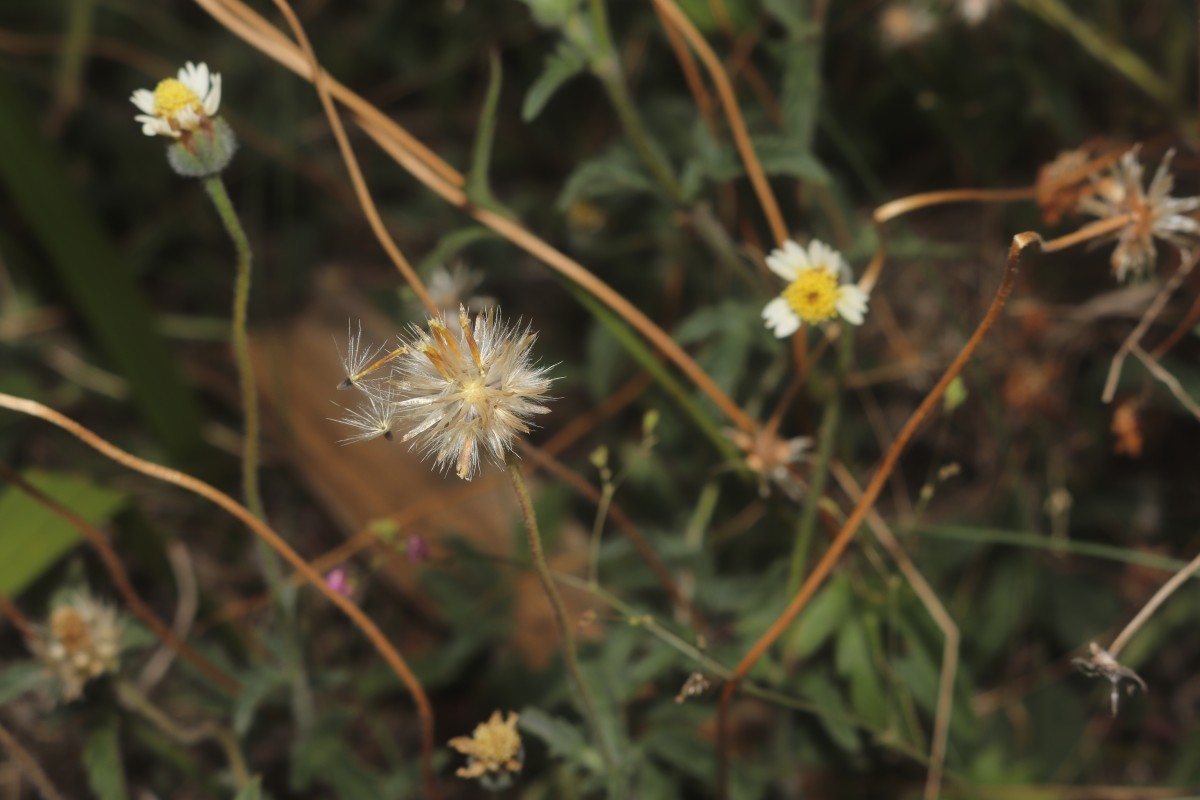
(448, 710, 524, 786)
(1077, 147, 1200, 280)
(31, 593, 122, 702)
(726, 427, 811, 499)
(1073, 642, 1146, 716)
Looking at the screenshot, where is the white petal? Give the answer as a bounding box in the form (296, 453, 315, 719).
(836, 286, 869, 325)
(765, 246, 801, 281)
(130, 89, 156, 114)
(203, 73, 222, 115)
(762, 297, 801, 338)
(137, 115, 175, 137)
(176, 107, 201, 130)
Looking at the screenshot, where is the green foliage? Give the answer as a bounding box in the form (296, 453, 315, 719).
(0, 470, 125, 596)
(83, 716, 129, 800)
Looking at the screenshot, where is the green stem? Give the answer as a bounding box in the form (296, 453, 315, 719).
(202, 176, 265, 522)
(786, 326, 853, 594)
(588, 482, 615, 589)
(1011, 0, 1177, 110)
(202, 176, 315, 733)
(506, 453, 621, 784)
(587, 0, 684, 201)
(116, 678, 250, 790)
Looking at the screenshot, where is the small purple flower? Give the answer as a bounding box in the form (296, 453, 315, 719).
(325, 567, 355, 598)
(406, 534, 430, 563)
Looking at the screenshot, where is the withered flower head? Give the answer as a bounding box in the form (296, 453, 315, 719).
(1072, 642, 1147, 716)
(448, 710, 524, 787)
(30, 593, 122, 702)
(1077, 146, 1200, 281)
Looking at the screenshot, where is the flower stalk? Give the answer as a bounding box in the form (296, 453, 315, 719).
(506, 452, 621, 782)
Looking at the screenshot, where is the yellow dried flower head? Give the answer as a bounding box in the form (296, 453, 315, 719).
(762, 239, 869, 337)
(130, 62, 222, 139)
(1077, 146, 1200, 281)
(31, 593, 122, 702)
(448, 710, 524, 785)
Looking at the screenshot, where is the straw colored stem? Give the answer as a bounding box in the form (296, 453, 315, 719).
(0, 393, 440, 800)
(194, 0, 756, 436)
(1108, 521, 1200, 657)
(0, 464, 239, 693)
(714, 231, 1033, 799)
(267, 0, 436, 315)
(651, 0, 788, 246)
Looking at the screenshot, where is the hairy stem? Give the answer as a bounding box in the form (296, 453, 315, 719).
(506, 453, 621, 785)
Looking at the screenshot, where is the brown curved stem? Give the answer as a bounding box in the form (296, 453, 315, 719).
(0, 394, 441, 800)
(266, 0, 436, 316)
(715, 231, 1037, 799)
(651, 0, 788, 247)
(192, 0, 757, 437)
(0, 464, 239, 694)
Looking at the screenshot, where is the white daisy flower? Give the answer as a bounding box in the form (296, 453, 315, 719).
(30, 593, 122, 703)
(130, 61, 222, 138)
(761, 239, 869, 338)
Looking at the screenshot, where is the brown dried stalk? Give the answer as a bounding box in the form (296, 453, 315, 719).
(651, 0, 788, 246)
(266, 0, 436, 315)
(0, 393, 441, 800)
(192, 0, 758, 437)
(0, 464, 239, 694)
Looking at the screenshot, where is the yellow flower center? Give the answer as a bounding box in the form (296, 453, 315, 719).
(471, 722, 521, 764)
(782, 267, 840, 323)
(152, 78, 202, 121)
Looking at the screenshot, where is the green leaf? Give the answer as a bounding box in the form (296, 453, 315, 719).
(516, 0, 579, 28)
(779, 33, 823, 149)
(835, 615, 889, 728)
(0, 661, 45, 705)
(465, 51, 507, 213)
(762, 0, 805, 34)
(753, 136, 830, 182)
(782, 572, 851, 661)
(524, 43, 587, 122)
(557, 145, 657, 208)
(0, 70, 206, 465)
(84, 716, 129, 800)
(232, 667, 288, 737)
(233, 777, 263, 800)
(519, 707, 587, 760)
(797, 672, 861, 754)
(0, 469, 126, 597)
(415, 226, 503, 276)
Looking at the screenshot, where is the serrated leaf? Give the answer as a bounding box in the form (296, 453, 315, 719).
(466, 51, 506, 213)
(519, 707, 587, 760)
(557, 146, 657, 208)
(84, 716, 129, 800)
(0, 470, 126, 597)
(524, 43, 587, 122)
